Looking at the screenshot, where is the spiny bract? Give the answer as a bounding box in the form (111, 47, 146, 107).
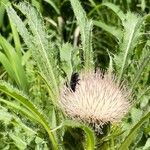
(60, 71, 130, 130)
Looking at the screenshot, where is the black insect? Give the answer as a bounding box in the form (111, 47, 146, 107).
(70, 72, 80, 92)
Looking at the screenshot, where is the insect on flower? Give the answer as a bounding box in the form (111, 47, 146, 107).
(60, 70, 131, 132)
(70, 72, 80, 92)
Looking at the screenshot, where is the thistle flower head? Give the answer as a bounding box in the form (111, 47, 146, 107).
(60, 71, 130, 130)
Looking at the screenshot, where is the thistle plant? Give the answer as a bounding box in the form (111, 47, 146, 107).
(60, 71, 130, 132)
(0, 0, 150, 149)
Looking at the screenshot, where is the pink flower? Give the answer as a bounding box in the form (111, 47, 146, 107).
(60, 71, 130, 130)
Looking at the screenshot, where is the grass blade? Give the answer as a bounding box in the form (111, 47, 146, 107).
(102, 2, 125, 22)
(43, 0, 60, 15)
(119, 111, 150, 150)
(0, 52, 17, 82)
(0, 34, 29, 92)
(93, 20, 122, 41)
(0, 0, 9, 27)
(9, 19, 22, 57)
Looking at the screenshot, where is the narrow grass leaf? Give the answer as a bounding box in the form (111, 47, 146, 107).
(119, 111, 150, 150)
(9, 19, 22, 57)
(102, 2, 125, 22)
(0, 35, 28, 92)
(0, 0, 9, 27)
(93, 20, 122, 41)
(43, 0, 60, 15)
(0, 52, 17, 82)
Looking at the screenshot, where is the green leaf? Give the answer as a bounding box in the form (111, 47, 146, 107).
(102, 2, 125, 22)
(0, 35, 28, 92)
(115, 12, 143, 82)
(9, 18, 22, 57)
(7, 3, 59, 102)
(69, 0, 94, 70)
(32, 0, 43, 12)
(0, 81, 58, 150)
(93, 20, 122, 41)
(130, 42, 150, 91)
(0, 98, 36, 120)
(143, 138, 150, 150)
(0, 52, 17, 82)
(43, 0, 60, 15)
(0, 0, 9, 27)
(140, 0, 146, 11)
(119, 111, 150, 150)
(60, 43, 73, 80)
(9, 133, 27, 149)
(0, 105, 42, 148)
(6, 4, 32, 48)
(63, 120, 95, 150)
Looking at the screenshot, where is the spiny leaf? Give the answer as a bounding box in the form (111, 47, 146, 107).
(6, 3, 59, 102)
(130, 42, 150, 91)
(9, 133, 27, 149)
(115, 12, 143, 82)
(9, 18, 22, 57)
(6, 4, 32, 48)
(0, 81, 58, 150)
(59, 43, 73, 80)
(69, 0, 94, 70)
(0, 98, 36, 120)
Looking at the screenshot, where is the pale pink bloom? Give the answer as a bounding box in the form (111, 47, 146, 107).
(60, 71, 130, 130)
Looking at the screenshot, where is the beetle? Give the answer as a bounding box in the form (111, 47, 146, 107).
(70, 72, 80, 92)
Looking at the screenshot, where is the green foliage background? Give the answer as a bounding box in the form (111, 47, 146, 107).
(0, 0, 150, 149)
